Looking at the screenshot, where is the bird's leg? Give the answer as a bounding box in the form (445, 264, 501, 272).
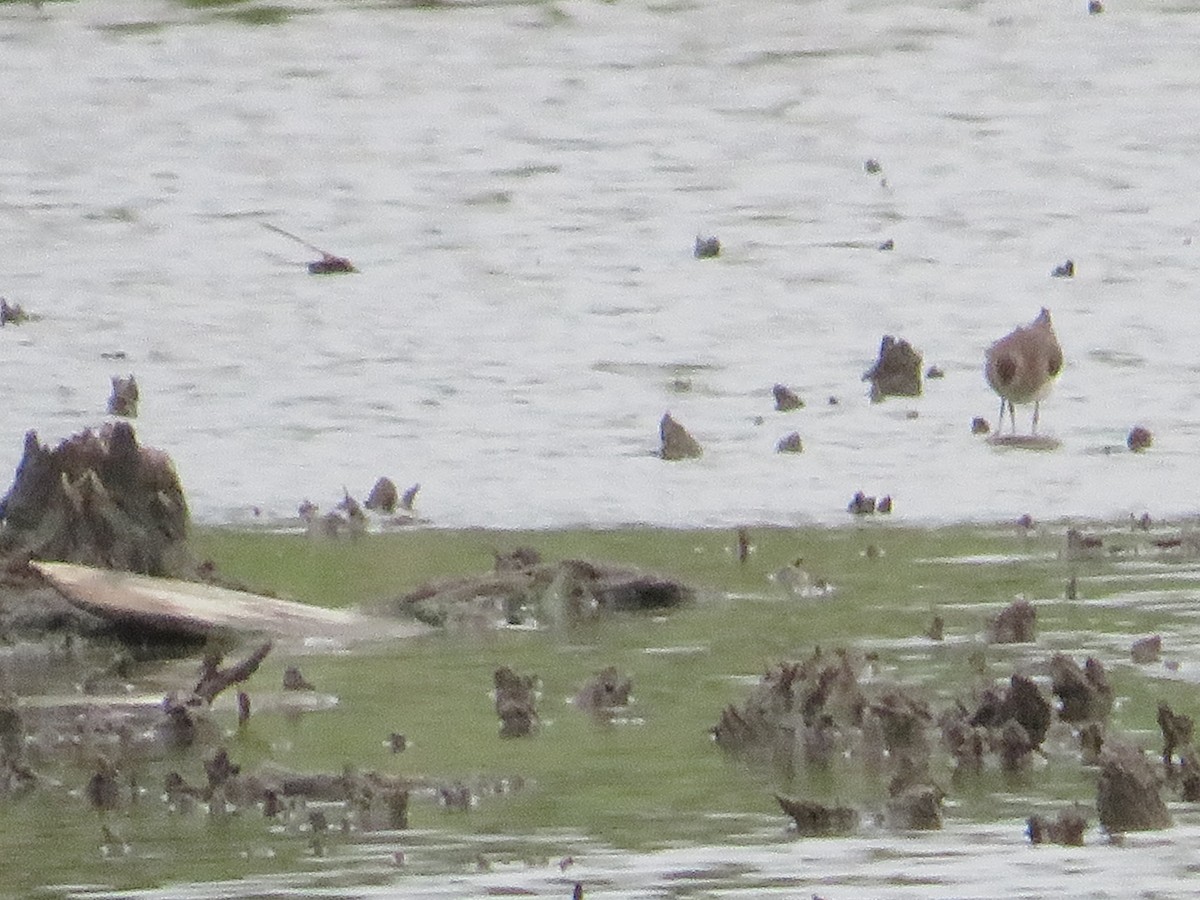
(1032, 401, 1040, 435)
(998, 398, 1008, 433)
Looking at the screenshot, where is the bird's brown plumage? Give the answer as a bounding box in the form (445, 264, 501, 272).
(985, 308, 1062, 434)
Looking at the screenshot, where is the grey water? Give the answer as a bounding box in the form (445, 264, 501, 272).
(4, 0, 1200, 531)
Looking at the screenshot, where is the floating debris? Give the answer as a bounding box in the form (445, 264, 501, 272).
(262, 222, 357, 275)
(1051, 259, 1075, 278)
(772, 383, 804, 411)
(693, 235, 720, 259)
(877, 238, 894, 251)
(848, 492, 876, 515)
(1127, 426, 1152, 452)
(0, 298, 29, 326)
(776, 432, 803, 453)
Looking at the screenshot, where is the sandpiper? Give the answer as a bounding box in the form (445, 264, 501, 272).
(985, 308, 1063, 434)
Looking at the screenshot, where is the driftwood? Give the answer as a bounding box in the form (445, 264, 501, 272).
(0, 424, 188, 577)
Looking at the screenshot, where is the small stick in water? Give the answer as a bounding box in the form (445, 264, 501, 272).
(261, 222, 357, 274)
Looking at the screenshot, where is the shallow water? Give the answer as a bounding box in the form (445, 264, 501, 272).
(47, 821, 1200, 900)
(5, 523, 1200, 899)
(3, 0, 1200, 529)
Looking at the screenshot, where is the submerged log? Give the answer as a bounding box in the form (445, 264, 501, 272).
(390, 558, 692, 630)
(0, 424, 188, 576)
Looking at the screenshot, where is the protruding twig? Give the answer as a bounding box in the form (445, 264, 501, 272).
(193, 641, 273, 704)
(261, 222, 356, 274)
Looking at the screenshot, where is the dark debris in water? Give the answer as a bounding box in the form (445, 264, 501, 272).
(308, 254, 357, 275)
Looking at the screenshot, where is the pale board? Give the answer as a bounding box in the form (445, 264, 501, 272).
(32, 561, 430, 640)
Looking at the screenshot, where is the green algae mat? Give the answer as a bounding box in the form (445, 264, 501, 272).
(6, 520, 1200, 896)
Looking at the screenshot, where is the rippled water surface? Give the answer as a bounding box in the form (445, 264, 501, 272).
(3, 0, 1200, 529)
